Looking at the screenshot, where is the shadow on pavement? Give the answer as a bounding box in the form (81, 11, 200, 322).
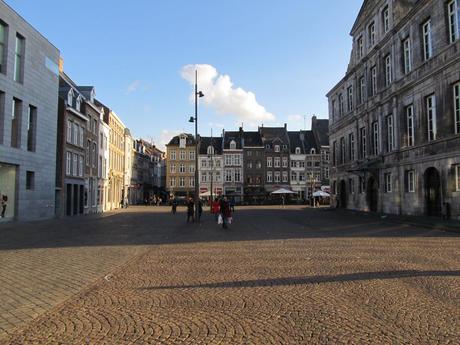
(141, 270, 460, 290)
(0, 206, 458, 251)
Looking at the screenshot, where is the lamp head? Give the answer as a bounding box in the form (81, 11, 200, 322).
(189, 116, 195, 123)
(197, 91, 204, 98)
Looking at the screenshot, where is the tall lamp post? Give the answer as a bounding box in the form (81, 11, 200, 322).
(189, 70, 204, 222)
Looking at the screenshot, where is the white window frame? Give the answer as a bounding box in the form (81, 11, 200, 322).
(359, 76, 365, 104)
(179, 177, 185, 187)
(357, 35, 364, 59)
(234, 169, 241, 183)
(360, 127, 367, 159)
(386, 115, 394, 152)
(267, 171, 273, 183)
(282, 157, 288, 168)
(170, 177, 175, 187)
(385, 54, 392, 87)
(403, 38, 412, 74)
(371, 66, 377, 96)
(79, 155, 83, 177)
(230, 140, 236, 150)
(66, 152, 71, 175)
(67, 120, 72, 143)
(338, 93, 344, 116)
(179, 150, 186, 160)
(384, 173, 392, 193)
(426, 94, 437, 141)
(267, 157, 273, 168)
(408, 170, 415, 193)
(372, 121, 379, 156)
(189, 177, 194, 188)
(454, 82, 460, 134)
(274, 157, 280, 168)
(274, 145, 280, 153)
(282, 171, 288, 183)
(406, 105, 415, 147)
(170, 150, 176, 160)
(349, 133, 355, 161)
(368, 22, 376, 47)
(72, 153, 78, 176)
(347, 85, 353, 111)
(448, 0, 459, 44)
(274, 171, 280, 183)
(383, 6, 390, 33)
(422, 19, 433, 61)
(295, 147, 301, 154)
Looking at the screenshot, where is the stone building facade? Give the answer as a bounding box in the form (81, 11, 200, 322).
(198, 136, 223, 200)
(223, 130, 244, 202)
(327, 0, 460, 219)
(0, 2, 60, 221)
(243, 131, 265, 201)
(166, 133, 197, 199)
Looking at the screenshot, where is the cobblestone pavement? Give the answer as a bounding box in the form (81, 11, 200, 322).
(1, 206, 459, 344)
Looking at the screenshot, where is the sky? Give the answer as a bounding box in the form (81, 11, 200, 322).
(5, 0, 362, 149)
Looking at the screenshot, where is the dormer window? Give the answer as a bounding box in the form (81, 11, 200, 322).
(179, 135, 187, 148)
(311, 148, 316, 155)
(207, 146, 215, 155)
(283, 144, 287, 150)
(274, 145, 280, 152)
(75, 96, 81, 112)
(90, 89, 95, 103)
(230, 140, 236, 150)
(295, 147, 301, 154)
(67, 90, 73, 106)
(265, 144, 270, 149)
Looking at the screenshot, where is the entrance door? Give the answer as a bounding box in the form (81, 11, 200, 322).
(66, 184, 72, 216)
(73, 184, 78, 215)
(366, 176, 378, 212)
(339, 180, 347, 208)
(424, 167, 441, 217)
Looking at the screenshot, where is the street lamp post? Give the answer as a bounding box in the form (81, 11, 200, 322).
(189, 70, 204, 222)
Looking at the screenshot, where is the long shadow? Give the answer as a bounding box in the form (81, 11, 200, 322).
(140, 270, 460, 290)
(0, 207, 458, 251)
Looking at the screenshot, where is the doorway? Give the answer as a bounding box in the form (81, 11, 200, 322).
(366, 176, 378, 212)
(424, 167, 441, 217)
(339, 180, 347, 208)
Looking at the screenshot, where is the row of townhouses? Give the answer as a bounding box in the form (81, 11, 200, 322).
(327, 0, 460, 219)
(0, 2, 165, 222)
(165, 117, 330, 203)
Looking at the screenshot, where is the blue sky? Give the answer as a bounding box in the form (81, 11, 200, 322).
(6, 0, 362, 149)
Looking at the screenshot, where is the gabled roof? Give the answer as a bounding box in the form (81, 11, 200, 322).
(288, 131, 305, 154)
(167, 133, 196, 146)
(242, 131, 263, 147)
(223, 131, 243, 149)
(259, 126, 289, 144)
(311, 118, 329, 147)
(199, 137, 223, 155)
(302, 130, 319, 152)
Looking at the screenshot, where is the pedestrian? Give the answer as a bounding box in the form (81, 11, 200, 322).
(186, 197, 195, 223)
(212, 197, 220, 222)
(1, 194, 7, 218)
(171, 197, 178, 215)
(220, 197, 232, 229)
(198, 199, 203, 222)
(230, 197, 235, 213)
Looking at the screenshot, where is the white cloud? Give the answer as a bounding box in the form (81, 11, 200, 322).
(208, 122, 225, 129)
(287, 114, 310, 130)
(125, 80, 152, 95)
(181, 64, 275, 126)
(156, 129, 183, 151)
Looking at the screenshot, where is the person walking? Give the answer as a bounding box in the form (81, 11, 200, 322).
(220, 197, 232, 229)
(212, 198, 220, 222)
(171, 197, 178, 215)
(1, 194, 7, 218)
(230, 197, 235, 213)
(186, 197, 195, 223)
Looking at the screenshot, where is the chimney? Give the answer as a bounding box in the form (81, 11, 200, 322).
(58, 57, 64, 73)
(284, 123, 287, 129)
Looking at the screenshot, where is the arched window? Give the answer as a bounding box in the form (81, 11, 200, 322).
(295, 147, 301, 154)
(207, 146, 215, 155)
(67, 89, 73, 106)
(230, 140, 236, 150)
(311, 148, 316, 154)
(76, 96, 81, 112)
(274, 145, 280, 152)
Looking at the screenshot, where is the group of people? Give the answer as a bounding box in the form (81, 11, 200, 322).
(170, 196, 234, 228)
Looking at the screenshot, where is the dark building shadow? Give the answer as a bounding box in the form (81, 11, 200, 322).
(140, 270, 460, 290)
(0, 207, 458, 251)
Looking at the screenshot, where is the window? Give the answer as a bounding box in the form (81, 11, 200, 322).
(226, 170, 232, 182)
(201, 172, 207, 183)
(359, 76, 365, 104)
(66, 120, 72, 143)
(170, 177, 176, 187)
(170, 164, 176, 173)
(282, 171, 288, 182)
(406, 170, 415, 193)
(189, 151, 195, 160)
(385, 54, 392, 87)
(79, 155, 83, 177)
(79, 126, 84, 147)
(230, 140, 236, 150)
(406, 105, 415, 147)
(86, 140, 91, 165)
(11, 98, 21, 148)
(295, 147, 301, 154)
(75, 97, 81, 112)
(267, 171, 273, 183)
(207, 146, 214, 155)
(403, 38, 412, 74)
(274, 157, 280, 168)
(179, 136, 186, 148)
(274, 171, 280, 183)
(179, 163, 185, 173)
(357, 36, 364, 59)
(189, 177, 195, 187)
(386, 115, 394, 152)
(359, 127, 367, 159)
(170, 150, 176, 160)
(274, 145, 280, 152)
(92, 142, 97, 168)
(265, 144, 270, 149)
(338, 93, 344, 116)
(454, 82, 460, 134)
(426, 94, 437, 141)
(368, 22, 376, 47)
(382, 6, 390, 33)
(332, 141, 337, 166)
(234, 169, 241, 182)
(66, 152, 72, 175)
(282, 157, 288, 168)
(233, 155, 241, 166)
(372, 121, 379, 156)
(340, 137, 346, 164)
(247, 150, 252, 156)
(267, 157, 273, 168)
(24, 108, 38, 151)
(349, 133, 355, 161)
(347, 86, 353, 111)
(179, 150, 186, 160)
(384, 173, 392, 193)
(448, 0, 459, 44)
(73, 153, 78, 176)
(371, 66, 377, 96)
(0, 22, 6, 73)
(26, 171, 35, 190)
(14, 34, 24, 83)
(256, 161, 262, 169)
(422, 19, 433, 61)
(456, 165, 460, 191)
(348, 178, 354, 194)
(291, 171, 297, 181)
(225, 155, 232, 166)
(189, 164, 195, 173)
(179, 177, 185, 187)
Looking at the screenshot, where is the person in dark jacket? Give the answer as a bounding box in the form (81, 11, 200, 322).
(187, 197, 195, 223)
(198, 199, 203, 222)
(220, 197, 231, 229)
(171, 197, 178, 215)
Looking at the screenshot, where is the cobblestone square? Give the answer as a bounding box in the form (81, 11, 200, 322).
(0, 206, 459, 344)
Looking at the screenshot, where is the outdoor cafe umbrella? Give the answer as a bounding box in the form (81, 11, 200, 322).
(271, 188, 297, 195)
(313, 191, 330, 198)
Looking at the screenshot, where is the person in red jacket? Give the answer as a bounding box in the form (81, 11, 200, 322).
(211, 198, 220, 222)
